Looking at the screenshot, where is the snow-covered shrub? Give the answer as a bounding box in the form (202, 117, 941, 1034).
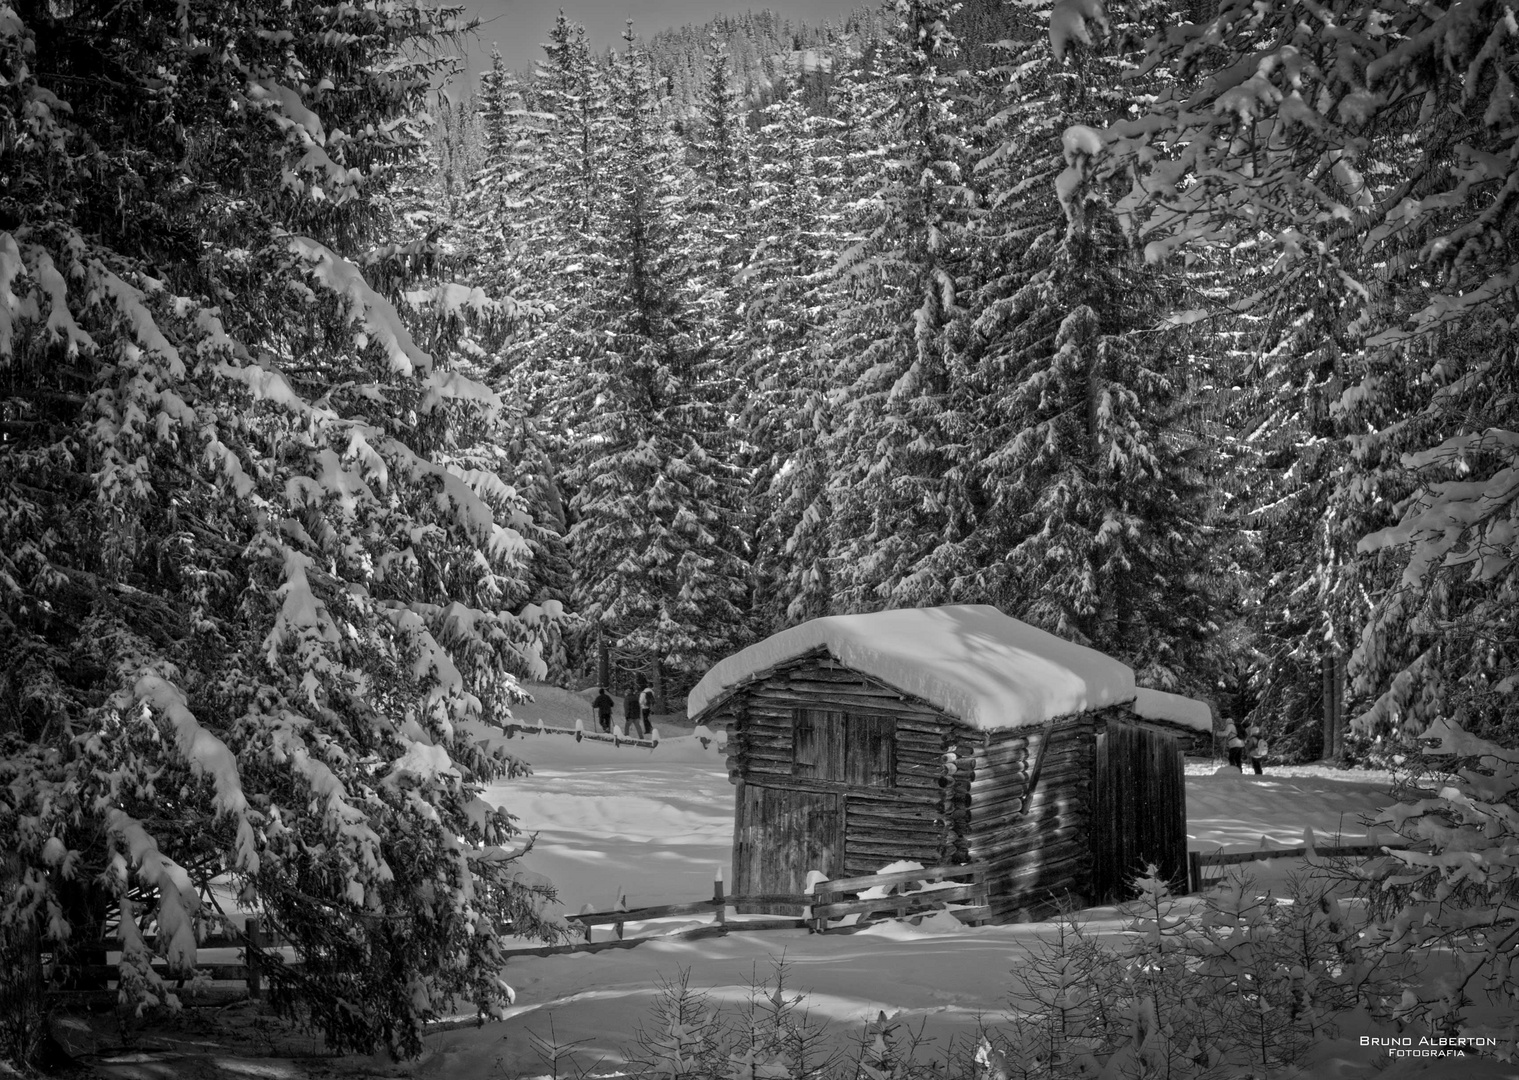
(1357, 719, 1519, 1056)
(990, 866, 1415, 1077)
(626, 961, 843, 1080)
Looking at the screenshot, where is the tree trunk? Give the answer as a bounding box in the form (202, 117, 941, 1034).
(651, 657, 665, 716)
(1321, 651, 1345, 759)
(597, 630, 610, 690)
(0, 852, 44, 1067)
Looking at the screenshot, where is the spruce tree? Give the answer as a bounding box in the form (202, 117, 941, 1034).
(0, 0, 560, 1059)
(963, 0, 1213, 684)
(742, 78, 840, 629)
(1110, 0, 1519, 745)
(823, 0, 981, 611)
(565, 28, 750, 694)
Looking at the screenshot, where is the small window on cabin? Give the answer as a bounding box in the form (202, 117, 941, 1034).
(793, 709, 895, 787)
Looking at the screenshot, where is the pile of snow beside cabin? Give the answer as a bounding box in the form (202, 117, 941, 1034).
(364, 738, 1498, 1079)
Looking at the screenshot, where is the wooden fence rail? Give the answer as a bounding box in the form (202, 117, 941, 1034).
(1189, 841, 1409, 891)
(68, 862, 997, 989)
(555, 861, 991, 952)
(65, 916, 284, 1000)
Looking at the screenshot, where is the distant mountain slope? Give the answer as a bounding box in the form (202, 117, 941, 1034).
(643, 7, 887, 117)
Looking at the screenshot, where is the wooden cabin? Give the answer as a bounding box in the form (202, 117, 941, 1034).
(686, 606, 1207, 922)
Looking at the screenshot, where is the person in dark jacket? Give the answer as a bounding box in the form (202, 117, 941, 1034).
(592, 687, 614, 733)
(622, 686, 641, 737)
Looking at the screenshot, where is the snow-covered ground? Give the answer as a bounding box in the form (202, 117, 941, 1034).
(385, 736, 1510, 1080)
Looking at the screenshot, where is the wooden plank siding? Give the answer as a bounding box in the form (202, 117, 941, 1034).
(961, 714, 1103, 922)
(1089, 720, 1188, 903)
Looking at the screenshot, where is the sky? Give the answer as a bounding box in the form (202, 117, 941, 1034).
(443, 0, 867, 95)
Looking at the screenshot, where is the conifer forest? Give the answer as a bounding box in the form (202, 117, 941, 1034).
(1, 0, 1517, 1065)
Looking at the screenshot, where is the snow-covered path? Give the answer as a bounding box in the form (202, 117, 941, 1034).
(497, 740, 735, 913)
(394, 738, 1503, 1080)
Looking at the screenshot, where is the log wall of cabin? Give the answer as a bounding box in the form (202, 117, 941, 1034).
(716, 654, 961, 877)
(954, 711, 1109, 921)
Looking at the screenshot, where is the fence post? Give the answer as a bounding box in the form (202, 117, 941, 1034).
(1187, 852, 1204, 894)
(246, 916, 262, 1000)
(713, 875, 726, 927)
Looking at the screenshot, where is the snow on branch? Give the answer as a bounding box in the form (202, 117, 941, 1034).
(385, 438, 528, 556)
(386, 605, 471, 719)
(104, 807, 201, 979)
(128, 675, 258, 876)
(288, 236, 432, 375)
(402, 282, 500, 319)
(93, 262, 184, 377)
(246, 79, 328, 146)
(1048, 0, 1109, 63)
(1358, 460, 1518, 586)
(261, 541, 343, 663)
(0, 232, 29, 361)
(1055, 124, 1105, 229)
(214, 359, 338, 421)
(421, 369, 504, 419)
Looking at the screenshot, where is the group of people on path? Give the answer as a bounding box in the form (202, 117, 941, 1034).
(1223, 721, 1269, 775)
(591, 681, 655, 738)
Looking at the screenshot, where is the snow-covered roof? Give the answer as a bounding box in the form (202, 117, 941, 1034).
(1133, 687, 1213, 733)
(687, 605, 1137, 730)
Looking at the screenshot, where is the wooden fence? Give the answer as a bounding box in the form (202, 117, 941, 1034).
(502, 720, 660, 748)
(64, 917, 283, 1000)
(1189, 841, 1408, 891)
(527, 861, 990, 957)
(66, 862, 991, 993)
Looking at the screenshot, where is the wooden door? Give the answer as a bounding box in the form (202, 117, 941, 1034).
(1090, 722, 1187, 903)
(733, 783, 844, 914)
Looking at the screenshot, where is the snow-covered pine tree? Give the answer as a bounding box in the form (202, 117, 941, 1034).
(565, 27, 750, 693)
(448, 45, 581, 678)
(393, 142, 576, 682)
(1107, 0, 1519, 748)
(465, 50, 540, 310)
(1343, 5, 1519, 744)
(685, 36, 754, 484)
(822, 0, 981, 612)
(0, 0, 561, 1060)
(962, 0, 1212, 684)
(1363, 718, 1519, 1049)
(494, 15, 611, 428)
(741, 79, 842, 630)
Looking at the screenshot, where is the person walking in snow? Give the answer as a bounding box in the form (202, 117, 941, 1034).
(592, 686, 615, 733)
(592, 692, 616, 735)
(1225, 723, 1245, 771)
(623, 686, 640, 735)
(1246, 727, 1268, 775)
(637, 680, 655, 736)
(624, 681, 647, 739)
